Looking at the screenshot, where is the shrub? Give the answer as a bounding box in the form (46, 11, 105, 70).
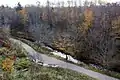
(15, 58, 31, 70)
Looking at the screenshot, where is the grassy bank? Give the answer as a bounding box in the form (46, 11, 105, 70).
(1, 63, 97, 80)
(0, 38, 97, 80)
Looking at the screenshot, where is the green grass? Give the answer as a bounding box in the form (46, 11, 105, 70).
(18, 38, 120, 79)
(0, 63, 97, 80)
(15, 58, 31, 70)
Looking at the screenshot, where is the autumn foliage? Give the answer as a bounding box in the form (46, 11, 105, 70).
(2, 58, 14, 72)
(80, 7, 94, 34)
(18, 8, 28, 25)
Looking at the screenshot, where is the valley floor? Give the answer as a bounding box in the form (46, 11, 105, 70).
(10, 38, 119, 80)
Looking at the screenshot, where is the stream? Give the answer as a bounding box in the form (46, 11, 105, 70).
(41, 44, 79, 64)
(37, 42, 104, 70)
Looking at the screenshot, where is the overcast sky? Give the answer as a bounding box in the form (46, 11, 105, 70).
(0, 0, 120, 7)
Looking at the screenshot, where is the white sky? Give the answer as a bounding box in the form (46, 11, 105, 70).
(0, 0, 120, 7)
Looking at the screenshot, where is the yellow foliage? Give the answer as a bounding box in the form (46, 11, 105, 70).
(84, 8, 94, 25)
(80, 8, 94, 34)
(18, 8, 28, 24)
(2, 58, 14, 72)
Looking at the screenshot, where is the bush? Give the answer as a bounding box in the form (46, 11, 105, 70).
(15, 58, 31, 70)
